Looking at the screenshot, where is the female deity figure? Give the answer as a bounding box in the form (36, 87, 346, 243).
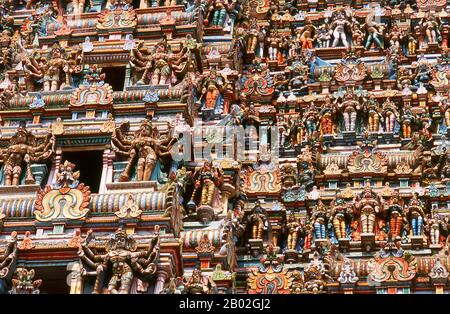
(112, 119, 176, 182)
(310, 200, 329, 240)
(285, 212, 301, 250)
(78, 227, 160, 294)
(381, 97, 400, 133)
(329, 10, 352, 48)
(354, 182, 382, 235)
(406, 193, 426, 237)
(329, 194, 353, 240)
(1, 122, 55, 186)
(188, 161, 224, 211)
(383, 193, 407, 238)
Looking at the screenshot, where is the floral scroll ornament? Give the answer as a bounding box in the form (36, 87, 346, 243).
(115, 193, 143, 219)
(70, 65, 113, 107)
(335, 52, 367, 84)
(367, 241, 417, 283)
(96, 3, 137, 30)
(241, 66, 274, 98)
(34, 161, 91, 222)
(247, 244, 293, 294)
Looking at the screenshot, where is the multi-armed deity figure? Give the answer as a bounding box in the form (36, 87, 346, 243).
(78, 227, 160, 294)
(405, 193, 426, 237)
(129, 39, 187, 86)
(187, 161, 224, 212)
(112, 119, 176, 182)
(365, 95, 382, 132)
(329, 193, 353, 241)
(23, 42, 68, 92)
(353, 182, 382, 236)
(0, 122, 55, 186)
(197, 68, 226, 115)
(328, 9, 353, 48)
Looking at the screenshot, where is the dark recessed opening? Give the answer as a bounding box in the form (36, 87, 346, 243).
(102, 67, 126, 92)
(32, 266, 71, 294)
(62, 150, 104, 193)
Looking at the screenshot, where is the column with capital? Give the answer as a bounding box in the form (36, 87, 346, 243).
(153, 270, 168, 294)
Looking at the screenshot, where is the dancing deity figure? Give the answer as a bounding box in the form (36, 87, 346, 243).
(0, 122, 55, 186)
(112, 119, 176, 182)
(78, 227, 160, 294)
(364, 12, 385, 50)
(406, 193, 425, 237)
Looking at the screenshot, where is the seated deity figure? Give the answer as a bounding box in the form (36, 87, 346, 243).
(0, 122, 55, 186)
(111, 119, 176, 182)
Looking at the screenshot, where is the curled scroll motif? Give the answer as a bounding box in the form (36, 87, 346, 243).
(367, 254, 417, 283)
(347, 150, 388, 174)
(241, 167, 281, 194)
(97, 5, 137, 30)
(70, 83, 114, 107)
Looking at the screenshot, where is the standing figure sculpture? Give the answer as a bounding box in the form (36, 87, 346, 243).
(112, 119, 176, 182)
(285, 212, 301, 250)
(329, 10, 352, 48)
(400, 103, 415, 138)
(365, 95, 382, 132)
(187, 161, 224, 211)
(78, 227, 160, 294)
(247, 201, 269, 240)
(297, 18, 317, 51)
(329, 194, 353, 240)
(383, 193, 407, 238)
(354, 182, 382, 235)
(205, 0, 236, 28)
(381, 97, 400, 133)
(406, 193, 426, 237)
(310, 200, 329, 240)
(0, 122, 55, 186)
(334, 89, 362, 132)
(420, 14, 441, 45)
(363, 11, 385, 50)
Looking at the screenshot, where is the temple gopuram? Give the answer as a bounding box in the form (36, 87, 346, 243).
(0, 0, 449, 295)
